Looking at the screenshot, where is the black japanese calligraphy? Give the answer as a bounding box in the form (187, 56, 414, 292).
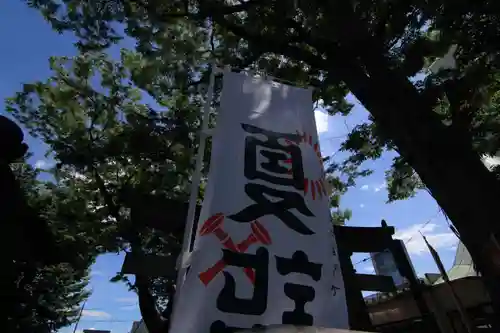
(275, 250, 322, 281)
(275, 251, 322, 326)
(282, 283, 315, 326)
(216, 247, 269, 315)
(242, 123, 304, 189)
(228, 183, 314, 235)
(210, 320, 264, 333)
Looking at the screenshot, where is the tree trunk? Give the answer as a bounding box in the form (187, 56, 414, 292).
(315, 4, 500, 325)
(336, 49, 500, 327)
(136, 274, 169, 333)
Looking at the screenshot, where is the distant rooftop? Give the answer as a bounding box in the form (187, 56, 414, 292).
(433, 241, 478, 285)
(365, 241, 479, 306)
(453, 241, 473, 266)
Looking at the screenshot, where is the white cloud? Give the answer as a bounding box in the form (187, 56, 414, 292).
(90, 270, 104, 277)
(373, 182, 387, 192)
(82, 310, 111, 319)
(115, 297, 136, 304)
(314, 110, 329, 134)
(35, 160, 47, 169)
(116, 297, 137, 311)
(359, 204, 365, 208)
(360, 185, 369, 191)
(120, 305, 137, 311)
(394, 223, 457, 255)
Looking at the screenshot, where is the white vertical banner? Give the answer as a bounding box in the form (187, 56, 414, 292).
(169, 72, 348, 333)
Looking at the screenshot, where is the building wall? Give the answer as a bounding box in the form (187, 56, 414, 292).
(368, 277, 490, 326)
(370, 240, 415, 287)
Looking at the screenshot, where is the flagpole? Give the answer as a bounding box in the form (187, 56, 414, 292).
(420, 233, 475, 333)
(446, 281, 475, 333)
(72, 300, 87, 333)
(174, 61, 216, 291)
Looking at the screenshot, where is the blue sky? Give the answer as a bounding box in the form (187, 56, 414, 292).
(1, 2, 461, 333)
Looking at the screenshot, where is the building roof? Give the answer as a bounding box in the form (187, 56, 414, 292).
(453, 241, 473, 266)
(365, 241, 478, 306)
(433, 241, 478, 285)
(433, 264, 478, 284)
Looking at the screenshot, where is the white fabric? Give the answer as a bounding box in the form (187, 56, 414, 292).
(169, 72, 348, 333)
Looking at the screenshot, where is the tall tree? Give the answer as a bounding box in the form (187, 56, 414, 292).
(21, 0, 500, 318)
(7, 50, 198, 333)
(1, 114, 94, 333)
(4, 160, 93, 333)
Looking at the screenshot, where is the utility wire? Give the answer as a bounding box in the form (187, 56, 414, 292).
(352, 209, 443, 267)
(323, 134, 349, 141)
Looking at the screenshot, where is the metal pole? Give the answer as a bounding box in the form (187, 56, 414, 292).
(174, 62, 216, 290)
(72, 300, 87, 333)
(420, 233, 475, 333)
(446, 282, 475, 333)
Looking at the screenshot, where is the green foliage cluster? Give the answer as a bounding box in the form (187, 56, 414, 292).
(6, 161, 93, 333)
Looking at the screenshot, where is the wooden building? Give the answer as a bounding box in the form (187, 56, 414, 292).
(365, 242, 494, 332)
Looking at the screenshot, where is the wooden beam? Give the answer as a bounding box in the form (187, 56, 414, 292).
(334, 225, 395, 253)
(131, 196, 202, 234)
(356, 273, 396, 292)
(121, 252, 177, 277)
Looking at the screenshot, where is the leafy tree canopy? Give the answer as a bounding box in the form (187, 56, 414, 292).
(7, 49, 203, 332)
(6, 160, 93, 333)
(22, 0, 500, 201)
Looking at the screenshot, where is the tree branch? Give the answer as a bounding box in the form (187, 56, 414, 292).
(187, 47, 265, 90)
(201, 0, 266, 16)
(148, 0, 265, 22)
(208, 3, 368, 90)
(89, 161, 167, 333)
(212, 15, 328, 71)
(136, 275, 168, 333)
